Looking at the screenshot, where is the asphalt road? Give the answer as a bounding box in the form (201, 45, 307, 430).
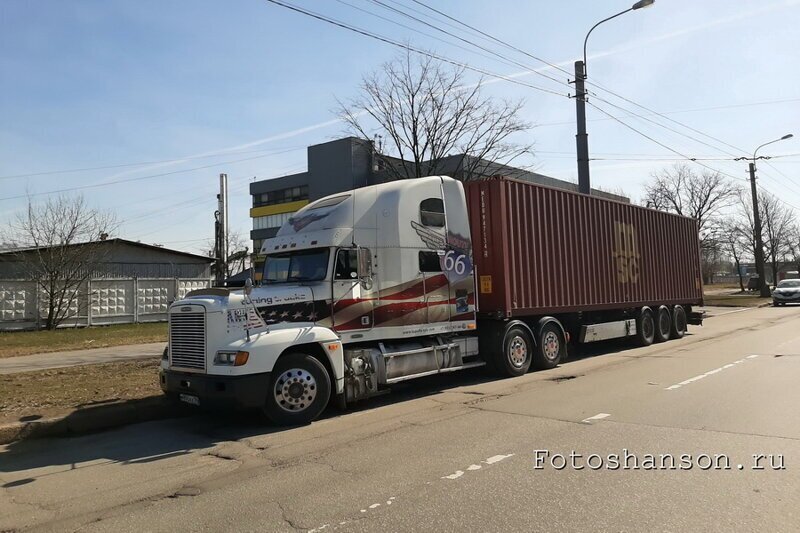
(1, 306, 799, 532)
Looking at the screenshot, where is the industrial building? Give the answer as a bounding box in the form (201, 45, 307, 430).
(0, 239, 214, 330)
(249, 137, 628, 279)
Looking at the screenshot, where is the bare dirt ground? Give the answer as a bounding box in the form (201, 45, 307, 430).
(0, 358, 162, 425)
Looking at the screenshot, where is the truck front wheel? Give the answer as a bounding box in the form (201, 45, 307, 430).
(263, 353, 331, 426)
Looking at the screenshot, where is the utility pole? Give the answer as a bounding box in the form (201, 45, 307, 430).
(214, 173, 229, 286)
(574, 60, 590, 194)
(576, 0, 655, 195)
(737, 133, 793, 297)
(748, 162, 770, 297)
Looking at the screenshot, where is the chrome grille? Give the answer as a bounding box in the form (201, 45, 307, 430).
(169, 312, 206, 371)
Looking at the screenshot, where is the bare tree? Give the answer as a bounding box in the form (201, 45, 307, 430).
(644, 164, 740, 283)
(760, 191, 796, 288)
(644, 164, 739, 232)
(206, 229, 250, 279)
(3, 196, 117, 329)
(338, 50, 534, 182)
(719, 220, 751, 291)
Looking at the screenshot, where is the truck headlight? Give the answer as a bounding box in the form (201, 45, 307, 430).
(214, 351, 250, 366)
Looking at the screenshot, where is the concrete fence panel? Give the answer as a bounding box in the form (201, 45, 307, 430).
(0, 277, 210, 331)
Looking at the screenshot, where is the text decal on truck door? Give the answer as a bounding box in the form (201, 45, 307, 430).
(612, 222, 640, 284)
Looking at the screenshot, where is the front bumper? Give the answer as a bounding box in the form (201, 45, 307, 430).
(160, 369, 270, 409)
(773, 293, 800, 302)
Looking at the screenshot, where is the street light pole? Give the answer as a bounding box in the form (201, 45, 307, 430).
(742, 134, 794, 297)
(575, 0, 655, 195)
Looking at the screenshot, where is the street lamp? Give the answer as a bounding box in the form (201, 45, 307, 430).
(575, 0, 655, 195)
(740, 133, 794, 297)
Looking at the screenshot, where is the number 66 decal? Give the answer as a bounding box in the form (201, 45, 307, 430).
(441, 249, 472, 277)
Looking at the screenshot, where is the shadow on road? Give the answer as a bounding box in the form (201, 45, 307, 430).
(0, 334, 684, 478)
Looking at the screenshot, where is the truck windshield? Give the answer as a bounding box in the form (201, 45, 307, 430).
(263, 249, 330, 284)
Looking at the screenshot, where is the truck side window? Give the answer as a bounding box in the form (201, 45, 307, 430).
(335, 248, 359, 280)
(419, 251, 442, 272)
(420, 198, 445, 227)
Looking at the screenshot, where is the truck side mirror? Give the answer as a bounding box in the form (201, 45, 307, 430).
(357, 247, 373, 290)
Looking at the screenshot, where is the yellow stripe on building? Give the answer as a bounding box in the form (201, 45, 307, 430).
(250, 199, 309, 218)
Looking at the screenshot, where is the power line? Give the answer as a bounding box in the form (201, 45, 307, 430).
(332, 0, 525, 71)
(364, 0, 572, 89)
(407, 0, 572, 77)
(263, 0, 568, 98)
(586, 101, 748, 183)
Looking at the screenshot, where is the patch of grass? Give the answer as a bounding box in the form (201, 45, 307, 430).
(702, 293, 772, 307)
(0, 322, 167, 359)
(0, 358, 162, 425)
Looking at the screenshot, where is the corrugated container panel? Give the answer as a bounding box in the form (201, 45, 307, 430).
(465, 177, 703, 317)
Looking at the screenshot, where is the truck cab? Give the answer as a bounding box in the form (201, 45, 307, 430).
(160, 176, 483, 424)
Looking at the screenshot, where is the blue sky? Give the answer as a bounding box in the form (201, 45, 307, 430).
(2, 0, 799, 255)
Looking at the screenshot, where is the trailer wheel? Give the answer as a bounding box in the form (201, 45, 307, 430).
(533, 322, 565, 370)
(635, 307, 655, 346)
(654, 305, 672, 343)
(671, 305, 687, 339)
(494, 325, 533, 377)
(263, 353, 331, 426)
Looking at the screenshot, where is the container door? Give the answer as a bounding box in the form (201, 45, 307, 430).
(331, 247, 374, 332)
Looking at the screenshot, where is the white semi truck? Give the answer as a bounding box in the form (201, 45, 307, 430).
(160, 176, 703, 424)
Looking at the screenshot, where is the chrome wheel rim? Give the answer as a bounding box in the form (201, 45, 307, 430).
(508, 336, 528, 368)
(274, 368, 317, 413)
(543, 331, 560, 361)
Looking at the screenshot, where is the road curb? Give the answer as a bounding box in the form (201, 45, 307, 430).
(0, 396, 189, 446)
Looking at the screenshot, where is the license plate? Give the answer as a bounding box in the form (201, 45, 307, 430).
(179, 394, 200, 406)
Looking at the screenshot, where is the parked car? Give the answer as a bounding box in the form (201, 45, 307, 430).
(772, 279, 800, 306)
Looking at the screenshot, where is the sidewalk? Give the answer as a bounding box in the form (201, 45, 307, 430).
(0, 342, 166, 375)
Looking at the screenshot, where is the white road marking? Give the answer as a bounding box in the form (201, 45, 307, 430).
(484, 454, 515, 464)
(441, 453, 516, 480)
(369, 503, 381, 509)
(705, 307, 754, 317)
(442, 470, 465, 480)
(581, 413, 611, 424)
(665, 355, 760, 390)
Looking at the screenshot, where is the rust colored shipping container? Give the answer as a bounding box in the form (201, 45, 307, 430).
(465, 177, 703, 318)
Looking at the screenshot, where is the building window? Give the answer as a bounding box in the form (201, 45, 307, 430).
(253, 185, 309, 207)
(419, 251, 442, 272)
(420, 198, 445, 227)
(252, 239, 265, 254)
(253, 212, 294, 230)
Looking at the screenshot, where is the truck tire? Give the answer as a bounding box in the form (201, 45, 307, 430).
(671, 305, 687, 339)
(494, 324, 533, 377)
(533, 322, 565, 370)
(654, 305, 672, 343)
(263, 353, 331, 426)
(635, 307, 655, 346)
